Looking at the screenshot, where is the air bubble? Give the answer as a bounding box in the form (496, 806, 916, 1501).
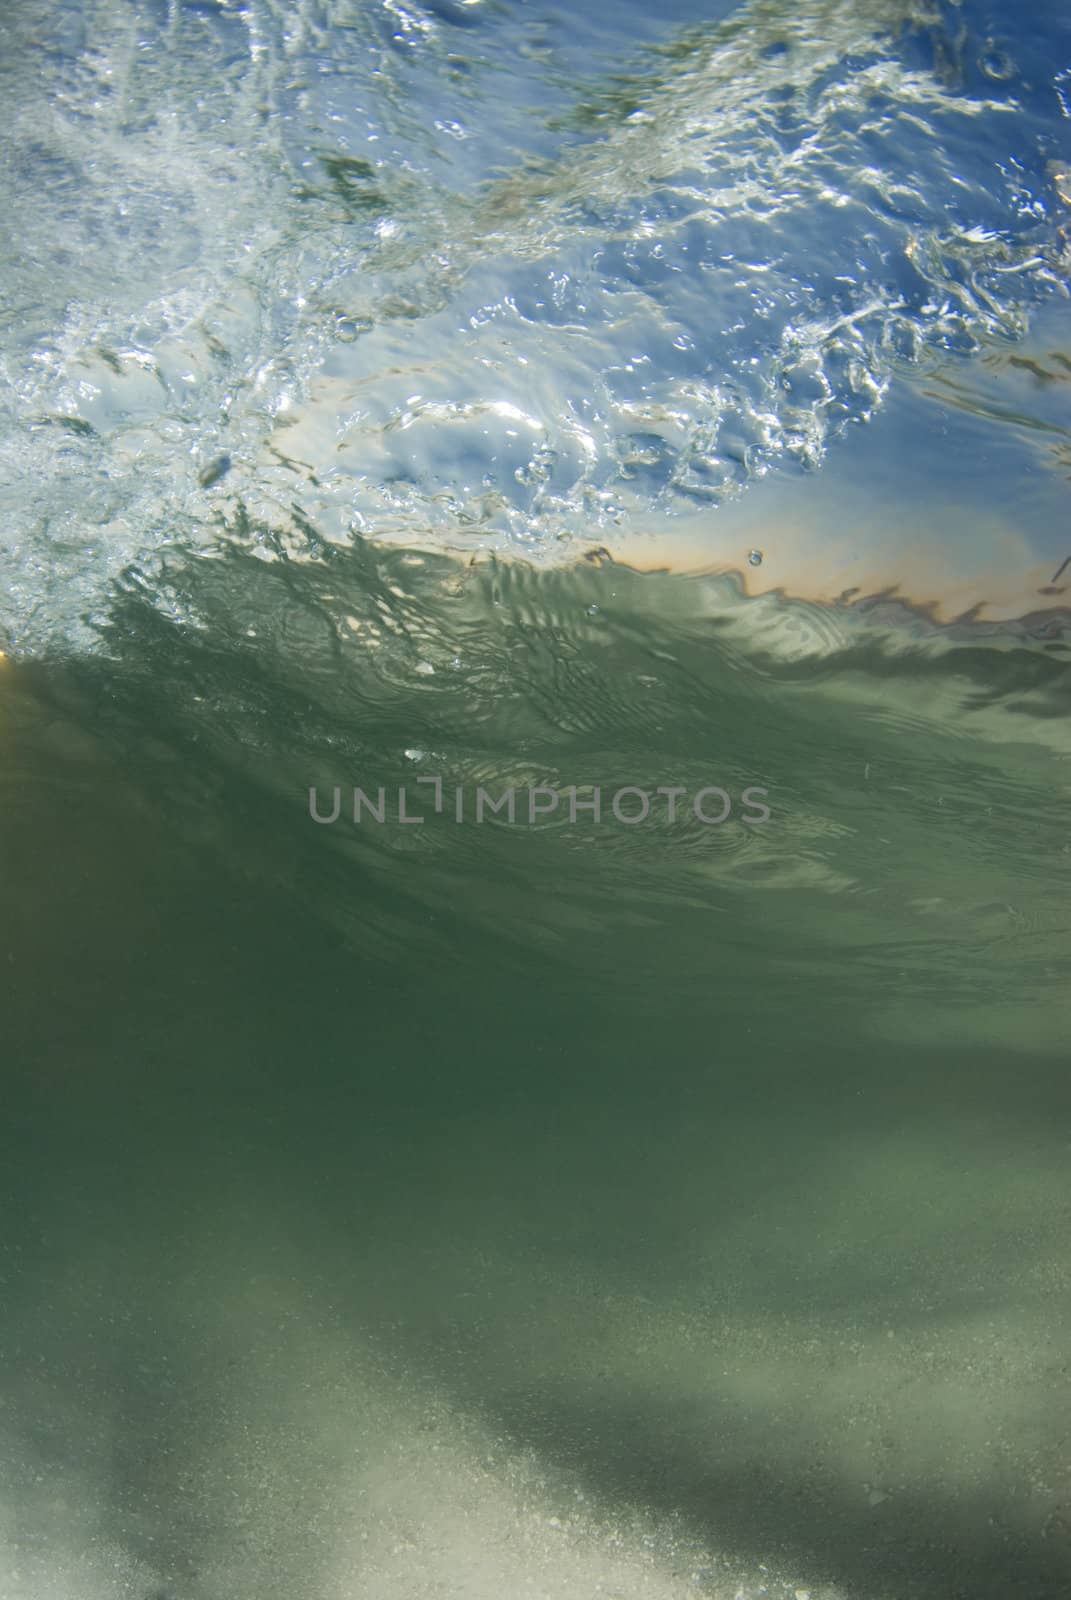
(980, 45, 1016, 82)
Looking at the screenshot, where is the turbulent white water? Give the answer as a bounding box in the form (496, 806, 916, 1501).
(2, 0, 1069, 651)
(4, 10, 1071, 1599)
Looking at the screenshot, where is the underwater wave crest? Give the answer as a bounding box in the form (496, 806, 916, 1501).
(1, 0, 1069, 650)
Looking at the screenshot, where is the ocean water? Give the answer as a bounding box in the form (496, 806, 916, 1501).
(2, 2, 1071, 1597)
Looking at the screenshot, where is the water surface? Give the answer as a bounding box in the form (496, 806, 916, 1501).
(1, 2, 1070, 1597)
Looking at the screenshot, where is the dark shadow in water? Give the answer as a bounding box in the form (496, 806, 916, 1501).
(3, 617, 1070, 1599)
(480, 1387, 1071, 1600)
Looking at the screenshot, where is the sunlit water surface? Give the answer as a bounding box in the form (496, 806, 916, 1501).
(1, 1, 1071, 1597)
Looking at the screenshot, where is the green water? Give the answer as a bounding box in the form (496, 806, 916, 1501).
(3, 543, 1070, 1598)
(4, 0, 1071, 1594)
